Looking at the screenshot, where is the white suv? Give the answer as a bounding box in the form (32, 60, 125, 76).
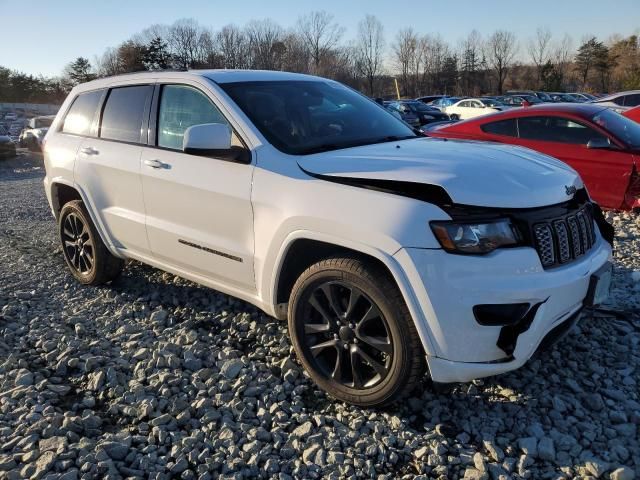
(43, 70, 614, 407)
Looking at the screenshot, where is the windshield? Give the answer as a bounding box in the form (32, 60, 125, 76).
(592, 108, 640, 149)
(480, 98, 504, 107)
(523, 95, 542, 104)
(220, 80, 416, 155)
(404, 101, 432, 113)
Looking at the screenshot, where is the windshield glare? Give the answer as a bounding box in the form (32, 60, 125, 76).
(593, 109, 640, 149)
(220, 80, 416, 155)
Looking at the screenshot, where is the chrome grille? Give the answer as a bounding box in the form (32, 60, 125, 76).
(533, 206, 596, 268)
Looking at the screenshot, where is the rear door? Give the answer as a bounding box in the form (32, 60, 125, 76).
(46, 89, 103, 192)
(140, 82, 255, 290)
(513, 115, 633, 209)
(75, 84, 153, 255)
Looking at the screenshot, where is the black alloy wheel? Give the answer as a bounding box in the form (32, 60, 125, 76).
(62, 211, 95, 275)
(302, 280, 393, 389)
(58, 200, 123, 285)
(288, 256, 425, 407)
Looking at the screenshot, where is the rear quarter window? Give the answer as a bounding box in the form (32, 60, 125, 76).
(62, 90, 103, 136)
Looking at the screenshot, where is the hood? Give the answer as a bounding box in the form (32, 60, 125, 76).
(297, 137, 583, 209)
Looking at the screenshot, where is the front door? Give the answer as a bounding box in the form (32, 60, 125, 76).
(140, 83, 255, 290)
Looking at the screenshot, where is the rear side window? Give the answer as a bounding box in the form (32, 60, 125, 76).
(62, 90, 103, 136)
(157, 85, 228, 150)
(481, 118, 517, 137)
(517, 116, 606, 144)
(100, 85, 152, 143)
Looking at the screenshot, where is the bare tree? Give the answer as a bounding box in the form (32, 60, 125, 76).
(527, 27, 552, 87)
(459, 30, 483, 95)
(281, 33, 312, 73)
(420, 34, 450, 94)
(95, 48, 121, 77)
(296, 11, 344, 74)
(245, 19, 285, 70)
(168, 19, 208, 69)
(553, 34, 574, 86)
(393, 28, 420, 97)
(354, 15, 385, 96)
(485, 30, 518, 94)
(216, 24, 250, 69)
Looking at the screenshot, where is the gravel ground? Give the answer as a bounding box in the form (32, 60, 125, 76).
(0, 152, 638, 480)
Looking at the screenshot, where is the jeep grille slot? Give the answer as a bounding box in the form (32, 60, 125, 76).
(533, 205, 596, 269)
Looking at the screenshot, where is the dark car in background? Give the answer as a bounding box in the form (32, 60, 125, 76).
(383, 101, 421, 128)
(507, 90, 553, 102)
(0, 126, 17, 159)
(501, 94, 543, 106)
(548, 92, 579, 103)
(387, 100, 450, 126)
(428, 103, 640, 210)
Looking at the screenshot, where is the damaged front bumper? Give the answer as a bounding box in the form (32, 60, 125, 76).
(393, 231, 612, 384)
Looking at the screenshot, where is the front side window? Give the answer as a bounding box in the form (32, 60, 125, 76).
(220, 80, 416, 155)
(517, 116, 606, 144)
(100, 85, 152, 143)
(481, 118, 517, 137)
(158, 85, 229, 150)
(62, 90, 103, 136)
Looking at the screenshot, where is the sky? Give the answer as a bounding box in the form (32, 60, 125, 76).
(0, 0, 638, 77)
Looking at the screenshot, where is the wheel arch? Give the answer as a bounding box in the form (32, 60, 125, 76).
(269, 231, 437, 356)
(49, 180, 121, 258)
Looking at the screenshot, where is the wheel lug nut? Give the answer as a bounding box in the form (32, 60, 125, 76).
(349, 323, 355, 329)
(343, 343, 349, 349)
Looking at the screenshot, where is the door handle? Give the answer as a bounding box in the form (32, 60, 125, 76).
(80, 146, 99, 155)
(144, 159, 166, 169)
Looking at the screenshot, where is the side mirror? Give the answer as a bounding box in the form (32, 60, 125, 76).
(587, 137, 612, 149)
(183, 123, 232, 154)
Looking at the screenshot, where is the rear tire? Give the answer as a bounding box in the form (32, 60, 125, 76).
(288, 256, 425, 407)
(59, 200, 123, 285)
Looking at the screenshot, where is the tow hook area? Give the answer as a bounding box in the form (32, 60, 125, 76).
(496, 301, 546, 356)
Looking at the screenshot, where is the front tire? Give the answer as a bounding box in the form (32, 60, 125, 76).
(59, 200, 123, 285)
(288, 256, 424, 407)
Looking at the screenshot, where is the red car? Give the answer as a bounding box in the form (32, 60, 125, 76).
(623, 105, 640, 124)
(429, 104, 640, 210)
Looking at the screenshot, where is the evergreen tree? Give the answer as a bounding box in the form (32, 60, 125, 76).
(143, 37, 172, 71)
(65, 57, 96, 85)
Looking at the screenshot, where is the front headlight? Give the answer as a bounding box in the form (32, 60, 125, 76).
(430, 219, 520, 254)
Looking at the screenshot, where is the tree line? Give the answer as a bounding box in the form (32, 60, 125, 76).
(1, 13, 639, 104)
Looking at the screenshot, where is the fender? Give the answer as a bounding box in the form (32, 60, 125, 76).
(48, 178, 126, 259)
(268, 229, 438, 356)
